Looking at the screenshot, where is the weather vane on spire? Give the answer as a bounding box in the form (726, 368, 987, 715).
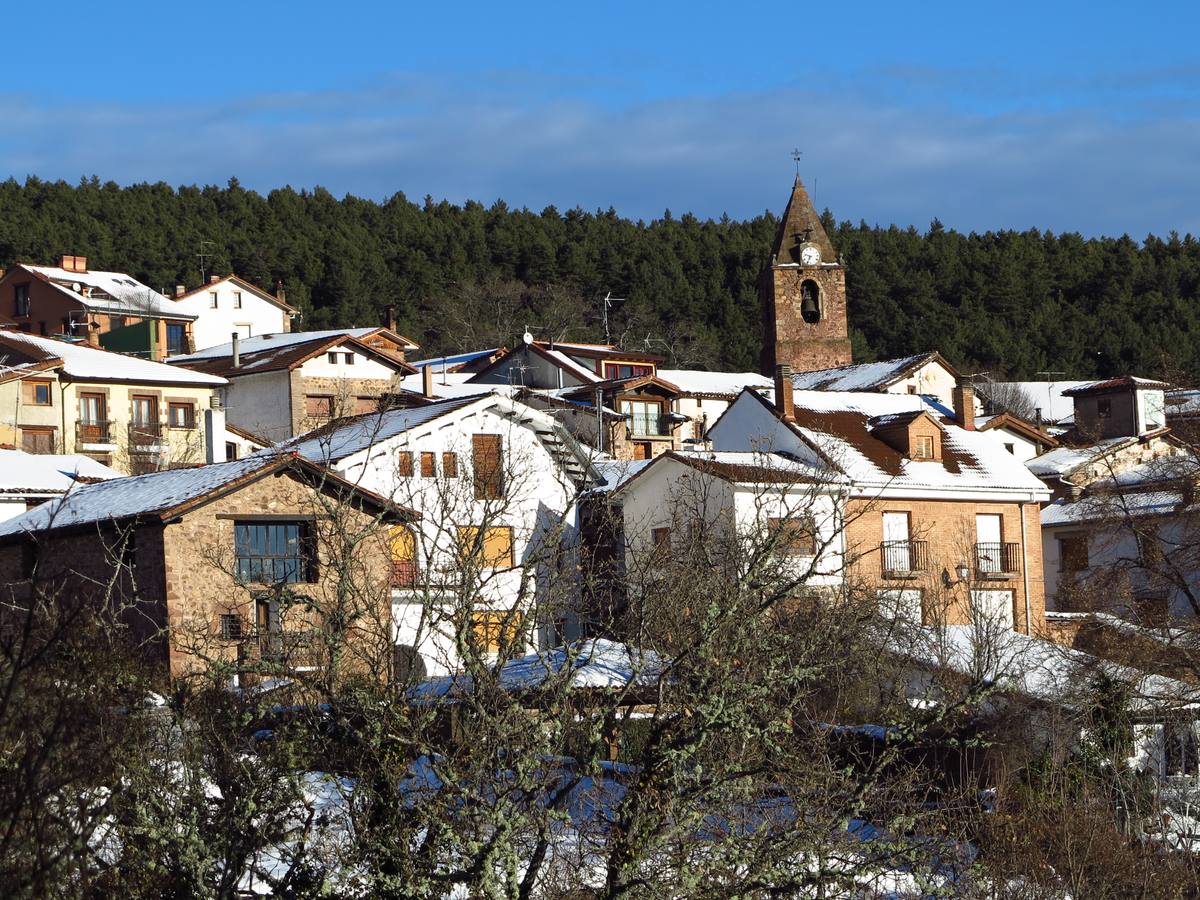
(791, 148, 803, 176)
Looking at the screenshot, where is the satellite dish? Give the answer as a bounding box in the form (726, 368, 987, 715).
(522, 329, 534, 345)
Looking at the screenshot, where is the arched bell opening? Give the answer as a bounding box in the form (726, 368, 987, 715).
(800, 280, 821, 324)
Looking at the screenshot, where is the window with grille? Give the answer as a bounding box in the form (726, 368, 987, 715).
(767, 517, 816, 556)
(219, 614, 243, 640)
(234, 521, 315, 584)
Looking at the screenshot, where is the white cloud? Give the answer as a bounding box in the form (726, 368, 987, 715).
(0, 70, 1196, 237)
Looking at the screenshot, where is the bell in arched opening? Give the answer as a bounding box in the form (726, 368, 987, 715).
(800, 280, 821, 324)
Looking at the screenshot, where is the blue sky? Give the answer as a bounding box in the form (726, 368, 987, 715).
(2, 0, 1198, 236)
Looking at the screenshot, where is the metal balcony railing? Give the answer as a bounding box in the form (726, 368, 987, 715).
(975, 542, 1020, 577)
(128, 421, 163, 449)
(76, 420, 115, 444)
(881, 539, 928, 575)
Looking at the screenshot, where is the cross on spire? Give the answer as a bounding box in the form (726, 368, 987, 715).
(791, 148, 803, 176)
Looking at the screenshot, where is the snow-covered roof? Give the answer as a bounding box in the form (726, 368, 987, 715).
(591, 459, 655, 494)
(781, 390, 1048, 495)
(896, 624, 1196, 712)
(788, 352, 950, 393)
(0, 455, 280, 537)
(0, 453, 410, 539)
(411, 639, 669, 701)
(19, 263, 191, 320)
(397, 371, 507, 400)
(284, 397, 480, 463)
(1025, 437, 1135, 479)
(1062, 376, 1170, 397)
(1040, 491, 1186, 527)
(542, 348, 602, 383)
(615, 450, 839, 493)
(409, 348, 501, 370)
(0, 330, 226, 386)
(656, 369, 772, 397)
(169, 328, 402, 363)
(0, 450, 120, 495)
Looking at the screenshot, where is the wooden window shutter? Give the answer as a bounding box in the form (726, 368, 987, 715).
(442, 452, 458, 477)
(420, 451, 436, 478)
(472, 434, 504, 500)
(397, 451, 414, 477)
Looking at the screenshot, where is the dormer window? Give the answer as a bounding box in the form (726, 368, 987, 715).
(913, 435, 934, 460)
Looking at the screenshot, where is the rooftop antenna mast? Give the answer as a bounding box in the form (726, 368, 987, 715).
(600, 292, 624, 346)
(197, 239, 215, 285)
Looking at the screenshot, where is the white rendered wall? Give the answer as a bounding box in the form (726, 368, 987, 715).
(221, 371, 294, 444)
(298, 345, 400, 380)
(175, 282, 288, 352)
(328, 401, 581, 675)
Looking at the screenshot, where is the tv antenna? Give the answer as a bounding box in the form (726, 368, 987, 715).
(600, 292, 624, 345)
(197, 239, 215, 284)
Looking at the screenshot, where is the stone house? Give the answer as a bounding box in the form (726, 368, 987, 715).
(706, 367, 1051, 633)
(284, 393, 599, 676)
(168, 274, 298, 352)
(0, 328, 228, 474)
(168, 330, 419, 443)
(0, 256, 197, 360)
(0, 448, 119, 521)
(0, 453, 416, 683)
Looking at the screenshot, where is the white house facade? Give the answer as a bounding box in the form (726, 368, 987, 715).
(287, 394, 597, 676)
(170, 275, 296, 353)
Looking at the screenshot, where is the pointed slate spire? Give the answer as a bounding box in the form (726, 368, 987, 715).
(769, 176, 837, 266)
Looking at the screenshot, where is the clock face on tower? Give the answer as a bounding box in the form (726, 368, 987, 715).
(800, 244, 821, 266)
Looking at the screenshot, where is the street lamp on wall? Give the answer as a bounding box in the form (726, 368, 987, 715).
(942, 562, 971, 588)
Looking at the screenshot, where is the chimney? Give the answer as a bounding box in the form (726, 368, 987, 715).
(953, 377, 976, 430)
(774, 364, 795, 421)
(422, 365, 434, 399)
(85, 322, 100, 347)
(175, 284, 186, 297)
(276, 280, 287, 305)
(385, 305, 397, 332)
(231, 332, 240, 369)
(209, 275, 220, 284)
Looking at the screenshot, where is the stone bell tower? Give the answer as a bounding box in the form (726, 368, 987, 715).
(760, 176, 853, 375)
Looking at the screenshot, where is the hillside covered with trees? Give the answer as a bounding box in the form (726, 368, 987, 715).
(1, 176, 1199, 379)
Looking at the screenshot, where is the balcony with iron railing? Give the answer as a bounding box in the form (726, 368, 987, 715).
(974, 542, 1020, 579)
(76, 419, 116, 446)
(881, 539, 929, 577)
(128, 420, 165, 451)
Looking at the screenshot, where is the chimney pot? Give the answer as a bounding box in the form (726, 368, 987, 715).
(774, 364, 795, 421)
(231, 332, 240, 369)
(210, 275, 220, 284)
(953, 377, 976, 431)
(175, 284, 186, 297)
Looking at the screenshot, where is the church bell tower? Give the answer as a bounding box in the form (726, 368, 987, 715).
(760, 176, 853, 375)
